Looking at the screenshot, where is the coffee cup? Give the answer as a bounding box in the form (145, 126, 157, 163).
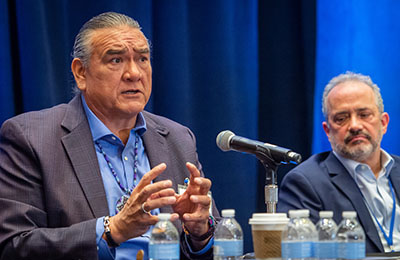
(249, 213, 289, 259)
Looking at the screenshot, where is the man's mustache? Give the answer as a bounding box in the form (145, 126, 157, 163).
(344, 130, 371, 144)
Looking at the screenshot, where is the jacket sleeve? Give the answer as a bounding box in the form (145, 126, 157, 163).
(277, 168, 323, 223)
(0, 119, 98, 260)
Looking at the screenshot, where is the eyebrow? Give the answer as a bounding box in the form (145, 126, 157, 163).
(104, 47, 149, 56)
(105, 48, 127, 55)
(135, 47, 150, 54)
(332, 107, 372, 116)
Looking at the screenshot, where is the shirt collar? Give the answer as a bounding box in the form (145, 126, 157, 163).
(333, 149, 394, 181)
(81, 94, 147, 142)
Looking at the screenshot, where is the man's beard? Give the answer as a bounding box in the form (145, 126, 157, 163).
(330, 129, 381, 162)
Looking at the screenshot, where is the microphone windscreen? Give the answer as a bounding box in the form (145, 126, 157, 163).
(216, 130, 235, 151)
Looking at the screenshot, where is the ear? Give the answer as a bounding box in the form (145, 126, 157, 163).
(381, 112, 390, 135)
(71, 58, 87, 91)
(322, 121, 330, 138)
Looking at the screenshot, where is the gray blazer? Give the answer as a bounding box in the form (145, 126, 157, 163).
(0, 95, 219, 259)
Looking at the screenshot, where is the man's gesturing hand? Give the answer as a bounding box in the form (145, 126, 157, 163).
(173, 162, 212, 247)
(106, 163, 179, 244)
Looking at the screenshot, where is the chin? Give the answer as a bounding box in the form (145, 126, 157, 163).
(346, 145, 374, 161)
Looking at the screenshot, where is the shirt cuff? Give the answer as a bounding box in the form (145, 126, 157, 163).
(96, 217, 116, 260)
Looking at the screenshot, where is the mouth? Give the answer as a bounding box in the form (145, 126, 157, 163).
(121, 89, 141, 95)
(345, 134, 371, 144)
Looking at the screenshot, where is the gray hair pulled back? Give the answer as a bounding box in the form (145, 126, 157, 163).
(322, 71, 384, 119)
(72, 12, 141, 67)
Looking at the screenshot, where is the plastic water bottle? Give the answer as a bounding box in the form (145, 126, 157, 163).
(281, 209, 317, 260)
(214, 209, 243, 260)
(149, 213, 179, 260)
(336, 211, 365, 260)
(315, 211, 337, 260)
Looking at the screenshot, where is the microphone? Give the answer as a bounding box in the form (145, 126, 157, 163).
(216, 130, 302, 164)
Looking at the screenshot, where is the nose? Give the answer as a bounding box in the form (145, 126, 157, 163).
(122, 61, 141, 81)
(348, 114, 363, 131)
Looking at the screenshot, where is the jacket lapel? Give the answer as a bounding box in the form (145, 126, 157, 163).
(141, 112, 174, 214)
(389, 159, 400, 201)
(326, 153, 383, 251)
(60, 96, 108, 218)
(141, 113, 171, 183)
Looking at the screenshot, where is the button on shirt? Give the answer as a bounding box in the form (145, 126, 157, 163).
(334, 150, 400, 252)
(81, 95, 159, 260)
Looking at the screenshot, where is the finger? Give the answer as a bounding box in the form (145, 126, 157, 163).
(135, 163, 167, 190)
(193, 177, 211, 194)
(170, 213, 180, 222)
(182, 212, 209, 222)
(148, 188, 176, 200)
(144, 196, 177, 211)
(190, 195, 211, 206)
(186, 162, 200, 181)
(136, 180, 173, 202)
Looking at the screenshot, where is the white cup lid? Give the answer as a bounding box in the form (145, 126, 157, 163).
(249, 213, 289, 225)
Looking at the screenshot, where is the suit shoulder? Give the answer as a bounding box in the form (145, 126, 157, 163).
(285, 151, 331, 176)
(142, 111, 190, 132)
(391, 154, 400, 162)
(1, 103, 69, 132)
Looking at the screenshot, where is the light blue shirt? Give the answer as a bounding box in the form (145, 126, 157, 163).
(81, 95, 214, 259)
(81, 95, 158, 260)
(334, 150, 400, 252)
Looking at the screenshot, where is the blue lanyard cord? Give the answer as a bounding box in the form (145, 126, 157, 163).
(369, 178, 396, 252)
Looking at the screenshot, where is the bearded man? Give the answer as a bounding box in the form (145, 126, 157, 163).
(278, 71, 400, 253)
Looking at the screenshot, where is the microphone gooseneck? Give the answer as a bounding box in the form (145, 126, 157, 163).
(216, 130, 302, 165)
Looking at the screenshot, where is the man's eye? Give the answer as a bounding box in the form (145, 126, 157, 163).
(359, 112, 372, 118)
(111, 58, 122, 63)
(333, 115, 348, 124)
(139, 57, 148, 62)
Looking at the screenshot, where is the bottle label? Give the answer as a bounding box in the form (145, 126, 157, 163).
(315, 241, 337, 258)
(281, 241, 313, 258)
(338, 242, 365, 259)
(149, 243, 179, 259)
(214, 239, 243, 256)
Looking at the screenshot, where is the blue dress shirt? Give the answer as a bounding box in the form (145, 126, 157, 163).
(334, 150, 400, 252)
(81, 95, 214, 259)
(81, 95, 159, 260)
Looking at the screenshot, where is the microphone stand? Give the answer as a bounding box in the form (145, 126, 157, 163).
(256, 153, 280, 213)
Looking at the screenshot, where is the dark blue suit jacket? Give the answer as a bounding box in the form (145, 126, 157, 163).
(277, 151, 400, 253)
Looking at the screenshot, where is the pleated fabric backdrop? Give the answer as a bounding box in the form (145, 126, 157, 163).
(3, 0, 400, 254)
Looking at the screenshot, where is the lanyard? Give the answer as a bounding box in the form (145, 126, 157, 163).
(367, 178, 396, 252)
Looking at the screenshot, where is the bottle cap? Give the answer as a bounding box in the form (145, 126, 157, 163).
(158, 213, 171, 220)
(288, 210, 299, 218)
(297, 209, 310, 217)
(342, 211, 357, 218)
(221, 209, 235, 217)
(319, 211, 333, 218)
(288, 209, 309, 218)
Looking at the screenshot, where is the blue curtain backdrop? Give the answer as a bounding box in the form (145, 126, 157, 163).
(4, 0, 399, 254)
(0, 0, 14, 123)
(1, 0, 267, 253)
(313, 0, 400, 155)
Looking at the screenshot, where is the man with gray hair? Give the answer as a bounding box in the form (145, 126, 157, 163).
(0, 12, 219, 259)
(278, 71, 400, 253)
